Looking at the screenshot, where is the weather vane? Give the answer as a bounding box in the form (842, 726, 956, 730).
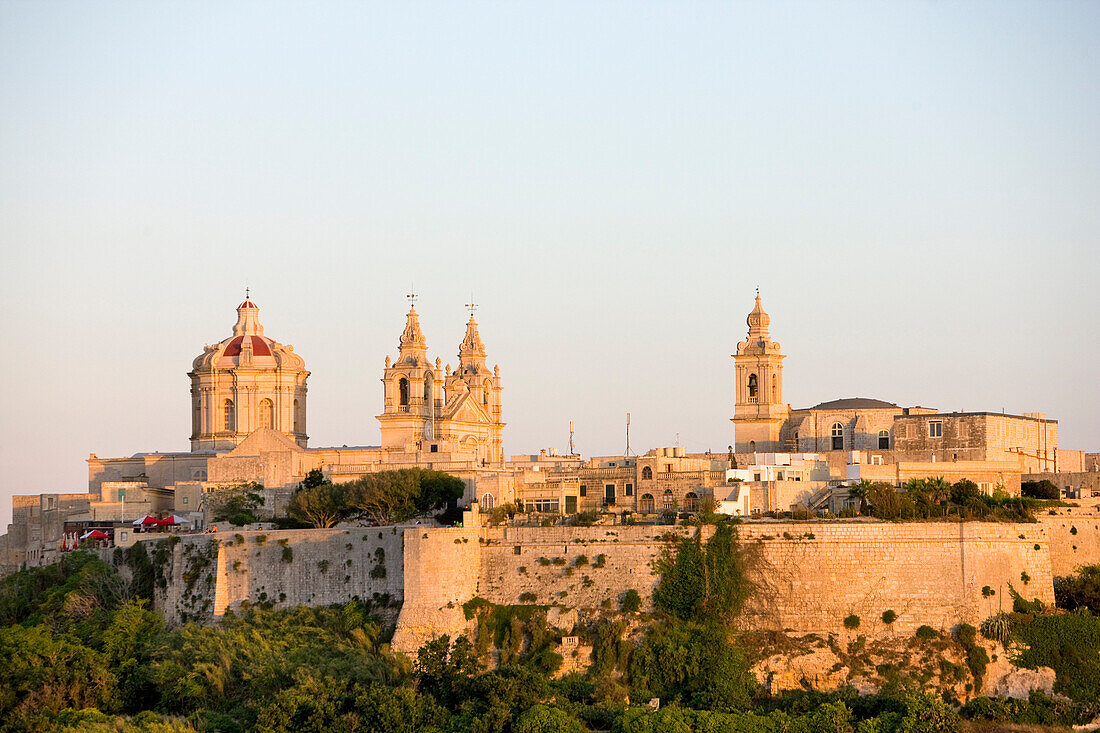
(465, 294, 478, 318)
(406, 290, 418, 309)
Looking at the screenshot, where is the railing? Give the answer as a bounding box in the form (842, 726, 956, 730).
(747, 397, 759, 404)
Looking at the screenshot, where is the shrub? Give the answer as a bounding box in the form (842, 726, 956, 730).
(882, 609, 897, 624)
(280, 546, 293, 564)
(574, 555, 588, 567)
(1021, 479, 1060, 500)
(1013, 611, 1100, 702)
(621, 589, 641, 613)
(844, 614, 860, 630)
(1054, 565, 1100, 612)
(519, 592, 537, 603)
(594, 554, 607, 568)
(915, 625, 938, 641)
(955, 623, 989, 691)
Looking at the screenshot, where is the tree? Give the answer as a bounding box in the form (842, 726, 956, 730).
(1022, 480, 1060, 500)
(288, 482, 347, 528)
(846, 480, 876, 514)
(209, 482, 265, 525)
(867, 483, 912, 520)
(950, 479, 982, 506)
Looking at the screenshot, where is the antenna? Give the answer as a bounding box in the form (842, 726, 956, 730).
(625, 412, 632, 456)
(569, 421, 575, 456)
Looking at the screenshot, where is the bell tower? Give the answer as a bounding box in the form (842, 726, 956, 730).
(378, 294, 441, 450)
(731, 291, 789, 453)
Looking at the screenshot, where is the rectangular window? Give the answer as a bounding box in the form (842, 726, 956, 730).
(182, 496, 189, 505)
(430, 444, 438, 453)
(514, 545, 522, 555)
(871, 455, 882, 465)
(929, 422, 943, 438)
(579, 484, 587, 497)
(120, 531, 128, 541)
(625, 483, 633, 497)
(565, 495, 577, 514)
(754, 473, 761, 481)
(604, 484, 615, 505)
(527, 498, 559, 513)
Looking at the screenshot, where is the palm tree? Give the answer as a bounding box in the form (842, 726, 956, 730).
(846, 479, 876, 514)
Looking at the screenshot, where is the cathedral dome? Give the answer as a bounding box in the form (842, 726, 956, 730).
(191, 297, 305, 371)
(189, 293, 310, 452)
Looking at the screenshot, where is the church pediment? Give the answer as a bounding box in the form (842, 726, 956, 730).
(442, 391, 491, 424)
(229, 427, 307, 456)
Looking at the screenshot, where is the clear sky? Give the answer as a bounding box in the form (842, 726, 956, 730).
(1, 1, 1097, 528)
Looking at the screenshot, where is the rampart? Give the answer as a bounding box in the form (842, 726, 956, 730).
(141, 518, 1076, 655)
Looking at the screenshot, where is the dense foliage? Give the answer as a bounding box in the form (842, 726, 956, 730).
(209, 483, 265, 526)
(287, 468, 465, 527)
(5, 551, 1100, 731)
(1021, 479, 1060, 500)
(1054, 564, 1100, 612)
(652, 523, 750, 625)
(850, 478, 1050, 522)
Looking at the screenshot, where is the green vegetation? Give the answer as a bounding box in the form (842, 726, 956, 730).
(881, 609, 897, 625)
(208, 482, 265, 526)
(653, 523, 750, 625)
(843, 614, 860, 630)
(1021, 479, 1059, 500)
(851, 477, 1055, 522)
(7, 549, 1100, 731)
(1054, 564, 1100, 612)
(288, 468, 465, 527)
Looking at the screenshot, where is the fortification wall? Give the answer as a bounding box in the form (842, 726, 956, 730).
(477, 525, 702, 610)
(391, 522, 481, 654)
(1037, 510, 1100, 576)
(155, 528, 403, 625)
(143, 518, 1065, 656)
(737, 522, 1052, 634)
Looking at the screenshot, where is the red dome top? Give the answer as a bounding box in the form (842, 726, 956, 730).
(223, 334, 273, 357)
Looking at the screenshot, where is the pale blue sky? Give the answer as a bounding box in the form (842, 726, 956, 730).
(1, 2, 1097, 527)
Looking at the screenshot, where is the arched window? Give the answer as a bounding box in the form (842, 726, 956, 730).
(831, 423, 844, 450)
(258, 399, 274, 429)
(771, 375, 777, 402)
(639, 494, 655, 512)
(223, 399, 235, 432)
(483, 380, 491, 405)
(878, 430, 890, 449)
(641, 466, 653, 480)
(481, 493, 495, 510)
(293, 399, 300, 433)
(685, 492, 699, 511)
(424, 374, 432, 401)
(398, 377, 409, 407)
(662, 490, 675, 511)
(749, 440, 756, 452)
(747, 373, 758, 400)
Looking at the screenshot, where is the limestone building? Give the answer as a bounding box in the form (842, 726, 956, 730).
(728, 294, 1077, 484)
(378, 305, 504, 466)
(189, 296, 309, 451)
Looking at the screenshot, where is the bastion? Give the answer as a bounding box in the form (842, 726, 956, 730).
(121, 510, 1100, 657)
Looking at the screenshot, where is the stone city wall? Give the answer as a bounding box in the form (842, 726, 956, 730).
(147, 519, 1062, 656)
(1036, 511, 1100, 576)
(153, 527, 404, 625)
